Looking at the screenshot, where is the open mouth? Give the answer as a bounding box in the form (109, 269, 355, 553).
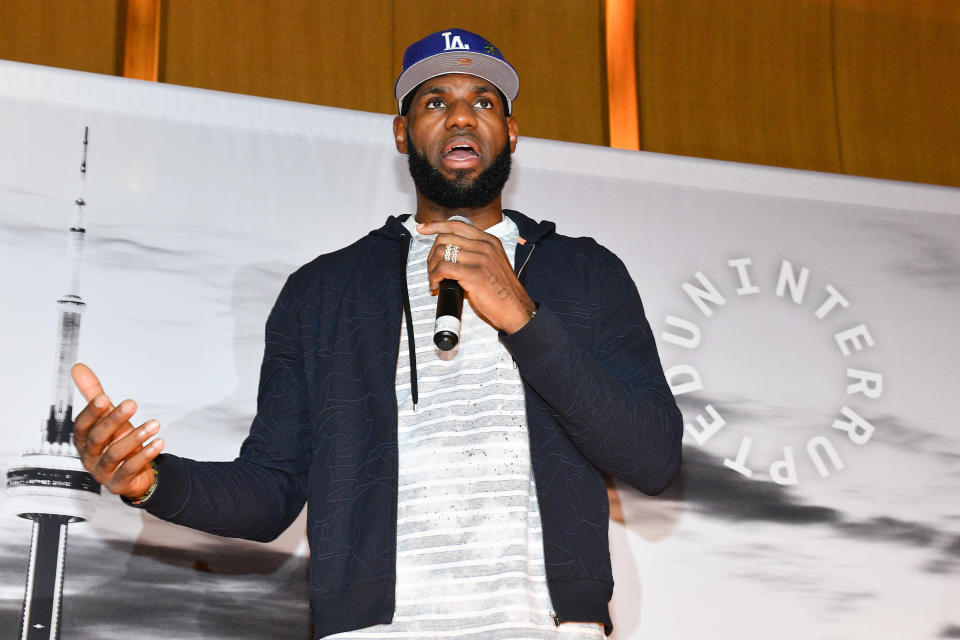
(441, 140, 480, 161)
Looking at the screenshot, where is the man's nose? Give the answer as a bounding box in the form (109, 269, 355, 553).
(445, 99, 477, 129)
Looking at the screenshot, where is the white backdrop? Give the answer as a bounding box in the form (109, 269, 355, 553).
(1, 60, 959, 639)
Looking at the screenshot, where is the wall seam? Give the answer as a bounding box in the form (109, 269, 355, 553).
(634, 0, 644, 151)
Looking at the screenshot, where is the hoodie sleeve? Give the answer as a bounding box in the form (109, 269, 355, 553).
(500, 239, 682, 495)
(135, 273, 311, 542)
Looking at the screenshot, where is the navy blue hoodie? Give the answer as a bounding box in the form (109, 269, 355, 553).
(139, 210, 682, 638)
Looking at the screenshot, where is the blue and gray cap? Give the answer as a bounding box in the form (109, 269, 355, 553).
(395, 28, 519, 115)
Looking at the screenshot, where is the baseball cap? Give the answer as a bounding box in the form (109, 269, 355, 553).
(395, 28, 519, 115)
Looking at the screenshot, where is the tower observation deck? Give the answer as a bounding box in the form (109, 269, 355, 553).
(5, 128, 101, 640)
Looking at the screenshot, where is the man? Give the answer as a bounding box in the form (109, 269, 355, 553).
(71, 28, 682, 639)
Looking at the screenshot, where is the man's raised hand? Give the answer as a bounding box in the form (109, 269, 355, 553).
(71, 363, 163, 500)
(418, 219, 536, 334)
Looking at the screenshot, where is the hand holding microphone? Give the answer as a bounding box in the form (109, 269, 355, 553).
(433, 215, 472, 350)
(417, 216, 537, 349)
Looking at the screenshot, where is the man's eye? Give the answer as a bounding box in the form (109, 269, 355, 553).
(475, 97, 493, 109)
(426, 98, 445, 109)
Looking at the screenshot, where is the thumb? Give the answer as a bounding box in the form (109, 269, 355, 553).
(72, 363, 107, 403)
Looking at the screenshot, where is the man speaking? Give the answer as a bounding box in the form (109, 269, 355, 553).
(70, 28, 682, 639)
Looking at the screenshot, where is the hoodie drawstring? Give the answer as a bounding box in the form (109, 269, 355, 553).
(400, 242, 418, 410)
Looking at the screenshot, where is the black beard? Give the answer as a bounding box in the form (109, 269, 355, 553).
(406, 134, 512, 210)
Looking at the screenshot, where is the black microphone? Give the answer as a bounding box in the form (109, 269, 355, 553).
(434, 215, 472, 351)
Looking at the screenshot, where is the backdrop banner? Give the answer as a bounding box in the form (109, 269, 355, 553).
(1, 61, 958, 640)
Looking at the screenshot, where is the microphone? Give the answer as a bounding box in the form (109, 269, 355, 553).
(434, 215, 472, 351)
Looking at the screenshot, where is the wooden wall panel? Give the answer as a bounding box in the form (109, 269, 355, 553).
(3, 2, 959, 186)
(161, 0, 395, 113)
(392, 1, 607, 146)
(636, 0, 842, 173)
(162, 1, 606, 145)
(0, 0, 123, 76)
(833, 1, 960, 187)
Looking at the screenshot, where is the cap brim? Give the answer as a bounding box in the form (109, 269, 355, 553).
(395, 51, 519, 114)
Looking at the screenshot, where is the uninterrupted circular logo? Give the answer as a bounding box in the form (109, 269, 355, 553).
(659, 257, 882, 485)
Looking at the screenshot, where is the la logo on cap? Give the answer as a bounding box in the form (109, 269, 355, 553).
(442, 31, 470, 51)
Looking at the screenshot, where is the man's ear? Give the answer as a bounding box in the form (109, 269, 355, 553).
(507, 116, 519, 153)
(393, 116, 409, 154)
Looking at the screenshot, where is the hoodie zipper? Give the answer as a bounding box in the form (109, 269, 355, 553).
(516, 242, 537, 279)
(510, 240, 538, 374)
